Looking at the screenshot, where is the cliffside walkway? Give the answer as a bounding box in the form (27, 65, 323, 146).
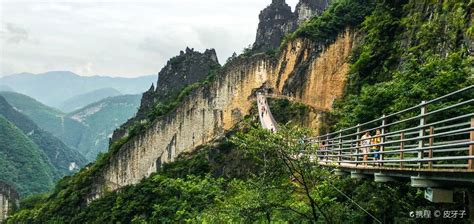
(257, 92, 278, 133)
(258, 86, 474, 187)
(260, 93, 327, 112)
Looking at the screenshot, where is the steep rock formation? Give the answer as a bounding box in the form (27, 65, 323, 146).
(155, 48, 219, 101)
(253, 0, 332, 52)
(112, 48, 220, 142)
(88, 29, 358, 200)
(0, 182, 19, 223)
(253, 0, 296, 51)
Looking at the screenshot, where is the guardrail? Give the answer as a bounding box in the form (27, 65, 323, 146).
(307, 85, 474, 172)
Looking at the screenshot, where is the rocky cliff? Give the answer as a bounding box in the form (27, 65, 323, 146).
(139, 47, 219, 115)
(253, 0, 296, 52)
(295, 0, 331, 25)
(88, 29, 358, 200)
(0, 182, 19, 223)
(112, 48, 220, 142)
(253, 0, 331, 52)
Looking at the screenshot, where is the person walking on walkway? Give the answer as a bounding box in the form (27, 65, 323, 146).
(318, 140, 326, 161)
(372, 129, 382, 166)
(361, 132, 372, 166)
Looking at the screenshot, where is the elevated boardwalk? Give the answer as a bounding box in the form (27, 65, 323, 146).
(257, 92, 278, 133)
(257, 85, 474, 187)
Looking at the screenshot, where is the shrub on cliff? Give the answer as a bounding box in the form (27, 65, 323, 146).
(281, 0, 375, 49)
(331, 0, 474, 129)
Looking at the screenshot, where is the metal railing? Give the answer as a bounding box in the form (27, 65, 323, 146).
(307, 85, 474, 172)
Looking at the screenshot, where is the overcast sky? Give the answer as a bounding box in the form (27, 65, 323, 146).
(0, 0, 299, 77)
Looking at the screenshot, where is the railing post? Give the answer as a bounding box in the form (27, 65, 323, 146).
(428, 126, 434, 170)
(338, 132, 342, 166)
(326, 134, 330, 163)
(400, 132, 404, 168)
(469, 118, 474, 170)
(317, 136, 321, 163)
(380, 115, 386, 166)
(356, 124, 361, 165)
(418, 101, 427, 169)
(350, 138, 353, 162)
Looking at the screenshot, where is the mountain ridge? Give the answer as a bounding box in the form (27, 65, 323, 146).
(0, 71, 154, 108)
(59, 88, 122, 112)
(0, 91, 141, 161)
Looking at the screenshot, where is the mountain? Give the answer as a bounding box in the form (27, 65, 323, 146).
(0, 85, 14, 92)
(59, 88, 122, 112)
(0, 115, 55, 197)
(0, 91, 141, 161)
(0, 71, 155, 108)
(67, 94, 141, 160)
(110, 48, 220, 144)
(0, 96, 87, 177)
(154, 48, 219, 101)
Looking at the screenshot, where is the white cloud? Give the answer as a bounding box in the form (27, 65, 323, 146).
(0, 0, 299, 77)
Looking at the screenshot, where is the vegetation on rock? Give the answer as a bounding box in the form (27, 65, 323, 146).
(6, 0, 474, 222)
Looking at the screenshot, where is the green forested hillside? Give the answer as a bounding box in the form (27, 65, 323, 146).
(0, 96, 87, 178)
(325, 0, 473, 129)
(0, 115, 55, 196)
(67, 94, 141, 160)
(6, 0, 473, 223)
(0, 92, 141, 161)
(0, 91, 85, 143)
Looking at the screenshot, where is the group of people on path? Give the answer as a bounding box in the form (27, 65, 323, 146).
(317, 129, 382, 166)
(360, 129, 382, 166)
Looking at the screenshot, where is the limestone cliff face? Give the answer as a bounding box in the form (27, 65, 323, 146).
(88, 30, 358, 199)
(280, 29, 355, 110)
(0, 182, 19, 223)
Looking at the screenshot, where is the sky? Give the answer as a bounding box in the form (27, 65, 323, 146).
(0, 0, 299, 77)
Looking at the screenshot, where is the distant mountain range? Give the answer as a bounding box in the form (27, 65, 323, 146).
(0, 91, 141, 161)
(0, 85, 14, 92)
(59, 87, 122, 112)
(0, 71, 155, 108)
